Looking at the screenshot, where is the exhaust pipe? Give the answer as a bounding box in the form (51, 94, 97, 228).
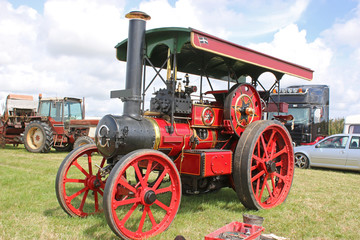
(111, 11, 151, 120)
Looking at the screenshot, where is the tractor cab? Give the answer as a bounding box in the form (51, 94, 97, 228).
(38, 96, 84, 122)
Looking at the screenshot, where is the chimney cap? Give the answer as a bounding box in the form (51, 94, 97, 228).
(125, 11, 151, 21)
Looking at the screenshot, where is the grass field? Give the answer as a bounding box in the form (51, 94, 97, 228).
(0, 145, 359, 240)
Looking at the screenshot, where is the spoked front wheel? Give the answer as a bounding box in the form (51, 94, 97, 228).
(233, 120, 294, 210)
(55, 144, 107, 217)
(103, 149, 182, 240)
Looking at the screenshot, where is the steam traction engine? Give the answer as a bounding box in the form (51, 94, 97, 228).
(55, 12, 313, 239)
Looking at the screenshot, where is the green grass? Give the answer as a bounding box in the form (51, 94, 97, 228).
(0, 145, 359, 239)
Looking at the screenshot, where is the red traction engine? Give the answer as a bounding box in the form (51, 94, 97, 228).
(55, 11, 314, 239)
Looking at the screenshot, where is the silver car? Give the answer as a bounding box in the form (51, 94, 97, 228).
(294, 134, 360, 171)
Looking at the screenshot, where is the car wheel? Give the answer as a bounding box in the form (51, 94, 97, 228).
(294, 153, 309, 169)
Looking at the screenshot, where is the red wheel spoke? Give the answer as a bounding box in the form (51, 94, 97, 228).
(255, 178, 260, 196)
(265, 181, 274, 200)
(273, 172, 285, 181)
(260, 135, 269, 160)
(120, 202, 139, 225)
(155, 185, 172, 195)
(152, 168, 168, 190)
(68, 187, 88, 201)
(119, 177, 137, 194)
(270, 175, 276, 190)
(115, 197, 141, 208)
(87, 155, 93, 175)
(252, 154, 263, 164)
(94, 191, 99, 212)
(270, 147, 287, 161)
(154, 199, 169, 212)
(73, 160, 90, 177)
(134, 163, 147, 188)
(276, 161, 284, 167)
(256, 140, 261, 158)
(258, 174, 267, 201)
(143, 160, 154, 183)
(147, 207, 157, 226)
(251, 170, 265, 182)
(137, 206, 148, 233)
(97, 188, 104, 196)
(268, 142, 276, 162)
(64, 178, 85, 183)
(79, 189, 89, 211)
(267, 131, 276, 150)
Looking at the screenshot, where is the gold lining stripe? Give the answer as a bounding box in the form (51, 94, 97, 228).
(145, 117, 160, 150)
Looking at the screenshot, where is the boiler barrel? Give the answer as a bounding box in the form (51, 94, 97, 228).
(95, 115, 156, 158)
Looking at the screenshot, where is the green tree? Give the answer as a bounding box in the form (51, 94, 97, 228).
(329, 118, 344, 135)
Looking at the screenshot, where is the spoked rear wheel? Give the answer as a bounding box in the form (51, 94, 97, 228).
(55, 144, 107, 217)
(103, 149, 181, 240)
(233, 120, 294, 210)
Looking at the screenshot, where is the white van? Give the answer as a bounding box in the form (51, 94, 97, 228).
(343, 114, 360, 134)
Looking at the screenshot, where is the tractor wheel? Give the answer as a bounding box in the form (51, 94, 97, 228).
(103, 149, 181, 240)
(55, 144, 107, 217)
(294, 152, 310, 169)
(74, 135, 95, 149)
(24, 121, 53, 153)
(233, 120, 294, 210)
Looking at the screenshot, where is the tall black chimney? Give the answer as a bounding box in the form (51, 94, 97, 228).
(111, 11, 150, 120)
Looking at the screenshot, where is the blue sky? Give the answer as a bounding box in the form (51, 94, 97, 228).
(1, 0, 360, 118)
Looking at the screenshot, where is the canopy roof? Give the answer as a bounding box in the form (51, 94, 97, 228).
(115, 27, 313, 82)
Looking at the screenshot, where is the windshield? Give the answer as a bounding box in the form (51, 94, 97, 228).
(39, 101, 50, 117)
(64, 101, 82, 120)
(268, 107, 310, 124)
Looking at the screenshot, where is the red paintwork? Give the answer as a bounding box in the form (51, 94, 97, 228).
(266, 102, 289, 113)
(191, 105, 223, 127)
(69, 119, 99, 126)
(152, 116, 232, 177)
(177, 150, 232, 177)
(299, 136, 325, 145)
(153, 118, 219, 157)
(191, 29, 313, 81)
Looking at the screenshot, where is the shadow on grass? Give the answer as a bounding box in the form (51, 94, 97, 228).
(180, 187, 247, 213)
(309, 166, 360, 175)
(46, 187, 250, 239)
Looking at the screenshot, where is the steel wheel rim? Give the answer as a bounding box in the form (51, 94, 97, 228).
(109, 153, 181, 239)
(27, 127, 44, 149)
(61, 148, 106, 217)
(250, 124, 294, 208)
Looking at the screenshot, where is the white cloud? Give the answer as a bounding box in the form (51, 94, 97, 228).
(1, 0, 359, 120)
(247, 3, 360, 118)
(248, 24, 333, 83)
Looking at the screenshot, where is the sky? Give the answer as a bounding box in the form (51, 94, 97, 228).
(1, 0, 360, 119)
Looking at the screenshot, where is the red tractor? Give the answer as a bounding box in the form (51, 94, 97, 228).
(0, 94, 37, 147)
(55, 11, 313, 239)
(24, 95, 98, 153)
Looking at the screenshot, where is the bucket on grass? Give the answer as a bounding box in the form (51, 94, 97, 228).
(242, 214, 264, 226)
